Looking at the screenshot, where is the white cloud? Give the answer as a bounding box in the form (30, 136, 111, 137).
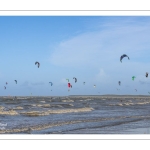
(49, 20, 150, 69)
(48, 18, 150, 95)
(50, 32, 102, 67)
(95, 68, 110, 83)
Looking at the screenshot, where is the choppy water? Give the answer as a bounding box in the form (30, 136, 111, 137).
(0, 95, 150, 134)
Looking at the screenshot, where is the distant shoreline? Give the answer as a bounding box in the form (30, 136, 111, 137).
(0, 94, 150, 98)
(69, 94, 150, 97)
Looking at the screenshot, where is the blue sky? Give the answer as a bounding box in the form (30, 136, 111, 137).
(1, 16, 150, 96)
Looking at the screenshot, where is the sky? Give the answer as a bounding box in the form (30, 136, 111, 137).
(1, 16, 150, 96)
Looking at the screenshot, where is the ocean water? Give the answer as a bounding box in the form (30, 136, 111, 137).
(0, 95, 150, 134)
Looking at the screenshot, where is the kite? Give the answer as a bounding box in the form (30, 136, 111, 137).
(35, 61, 40, 68)
(49, 82, 53, 86)
(68, 83, 71, 88)
(120, 54, 130, 63)
(73, 77, 77, 83)
(66, 79, 69, 82)
(132, 76, 136, 81)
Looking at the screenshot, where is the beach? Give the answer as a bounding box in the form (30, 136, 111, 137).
(0, 95, 150, 134)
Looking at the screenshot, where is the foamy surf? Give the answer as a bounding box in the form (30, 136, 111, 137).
(0, 110, 18, 115)
(20, 107, 93, 116)
(0, 95, 150, 134)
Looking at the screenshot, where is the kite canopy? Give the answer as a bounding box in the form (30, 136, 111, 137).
(83, 82, 85, 85)
(73, 77, 77, 83)
(66, 79, 69, 82)
(120, 54, 130, 63)
(132, 76, 136, 81)
(93, 85, 96, 88)
(35, 61, 40, 68)
(4, 86, 6, 89)
(68, 83, 71, 88)
(118, 81, 121, 85)
(49, 82, 53, 86)
(14, 80, 17, 84)
(146, 72, 148, 78)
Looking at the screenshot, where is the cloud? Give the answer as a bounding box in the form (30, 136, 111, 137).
(95, 68, 110, 83)
(50, 32, 102, 67)
(49, 19, 150, 70)
(47, 18, 150, 95)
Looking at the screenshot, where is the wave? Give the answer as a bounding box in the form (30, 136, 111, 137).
(20, 107, 94, 117)
(1, 115, 149, 134)
(0, 110, 18, 115)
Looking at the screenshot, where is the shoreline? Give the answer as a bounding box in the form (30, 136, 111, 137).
(1, 94, 150, 97)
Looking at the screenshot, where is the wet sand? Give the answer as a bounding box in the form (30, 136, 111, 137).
(0, 95, 150, 134)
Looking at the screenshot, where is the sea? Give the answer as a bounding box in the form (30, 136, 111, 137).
(0, 95, 150, 134)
